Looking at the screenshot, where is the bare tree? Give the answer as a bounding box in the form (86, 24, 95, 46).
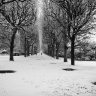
(0, 0, 25, 6)
(0, 0, 36, 61)
(44, 0, 69, 61)
(0, 22, 11, 49)
(52, 0, 96, 65)
(43, 13, 62, 58)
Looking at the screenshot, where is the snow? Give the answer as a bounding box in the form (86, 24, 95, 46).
(0, 54, 96, 96)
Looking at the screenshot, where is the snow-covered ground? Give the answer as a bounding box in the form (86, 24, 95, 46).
(0, 54, 96, 96)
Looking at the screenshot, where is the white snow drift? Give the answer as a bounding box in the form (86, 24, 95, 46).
(0, 54, 96, 96)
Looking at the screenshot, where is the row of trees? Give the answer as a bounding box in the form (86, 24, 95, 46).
(43, 0, 96, 65)
(0, 0, 38, 61)
(0, 0, 96, 65)
(74, 40, 96, 61)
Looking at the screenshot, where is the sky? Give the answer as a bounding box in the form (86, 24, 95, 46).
(91, 35, 96, 42)
(36, 0, 44, 52)
(36, 0, 96, 44)
(37, 0, 44, 19)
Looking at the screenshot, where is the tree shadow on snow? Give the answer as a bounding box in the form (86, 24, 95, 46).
(62, 68, 76, 71)
(50, 63, 56, 64)
(36, 59, 41, 60)
(0, 70, 16, 74)
(92, 82, 96, 85)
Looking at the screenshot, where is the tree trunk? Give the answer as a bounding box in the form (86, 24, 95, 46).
(48, 45, 49, 55)
(71, 37, 75, 65)
(48, 45, 50, 55)
(10, 28, 17, 61)
(52, 44, 54, 57)
(80, 47, 82, 61)
(56, 42, 59, 59)
(31, 44, 33, 55)
(50, 45, 52, 57)
(63, 30, 68, 62)
(56, 49, 59, 59)
(49, 45, 52, 56)
(64, 44, 68, 62)
(24, 37, 27, 57)
(27, 40, 30, 56)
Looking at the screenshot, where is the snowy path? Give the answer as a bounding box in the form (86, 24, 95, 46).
(0, 54, 96, 96)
